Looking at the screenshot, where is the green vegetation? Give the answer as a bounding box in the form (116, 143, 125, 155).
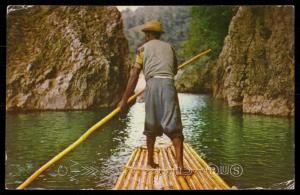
(174, 6, 235, 93)
(121, 6, 235, 63)
(180, 6, 235, 60)
(121, 6, 191, 61)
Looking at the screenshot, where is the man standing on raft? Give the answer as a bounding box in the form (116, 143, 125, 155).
(118, 21, 192, 176)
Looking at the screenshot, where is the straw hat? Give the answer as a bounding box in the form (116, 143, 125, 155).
(135, 20, 164, 33)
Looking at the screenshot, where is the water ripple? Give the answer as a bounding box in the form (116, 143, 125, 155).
(5, 94, 294, 189)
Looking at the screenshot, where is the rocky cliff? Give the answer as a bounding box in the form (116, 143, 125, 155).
(176, 6, 294, 116)
(7, 6, 129, 111)
(213, 6, 294, 116)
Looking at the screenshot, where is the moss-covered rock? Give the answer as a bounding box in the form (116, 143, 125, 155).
(214, 6, 294, 116)
(175, 59, 213, 94)
(176, 6, 294, 117)
(7, 6, 129, 110)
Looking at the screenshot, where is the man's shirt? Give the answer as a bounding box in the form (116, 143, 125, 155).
(133, 39, 178, 80)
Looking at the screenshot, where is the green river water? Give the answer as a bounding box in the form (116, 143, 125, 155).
(5, 94, 294, 189)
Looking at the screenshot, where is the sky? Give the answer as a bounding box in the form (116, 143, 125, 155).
(116, 6, 143, 11)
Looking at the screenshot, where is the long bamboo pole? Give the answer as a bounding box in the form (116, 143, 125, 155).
(131, 148, 145, 189)
(17, 48, 212, 189)
(166, 147, 190, 190)
(123, 148, 142, 189)
(114, 148, 138, 189)
(185, 143, 230, 189)
(161, 147, 181, 190)
(183, 143, 218, 189)
(181, 145, 212, 189)
(158, 147, 170, 190)
(181, 146, 206, 189)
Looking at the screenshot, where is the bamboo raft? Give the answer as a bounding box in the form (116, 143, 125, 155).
(114, 143, 233, 190)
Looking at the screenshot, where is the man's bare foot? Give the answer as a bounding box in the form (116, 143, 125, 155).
(176, 167, 193, 176)
(147, 162, 159, 169)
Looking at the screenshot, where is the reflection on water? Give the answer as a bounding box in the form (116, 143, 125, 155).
(5, 94, 294, 189)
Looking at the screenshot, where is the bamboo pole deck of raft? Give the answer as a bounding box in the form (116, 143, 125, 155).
(114, 143, 233, 190)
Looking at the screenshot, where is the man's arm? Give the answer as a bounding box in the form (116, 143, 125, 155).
(172, 46, 178, 75)
(118, 65, 141, 111)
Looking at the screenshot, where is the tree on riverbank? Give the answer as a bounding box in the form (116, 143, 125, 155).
(180, 6, 236, 60)
(175, 6, 236, 94)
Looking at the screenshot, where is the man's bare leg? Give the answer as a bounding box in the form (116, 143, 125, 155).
(146, 135, 159, 168)
(171, 136, 192, 175)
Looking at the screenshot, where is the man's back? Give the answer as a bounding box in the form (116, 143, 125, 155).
(138, 39, 177, 80)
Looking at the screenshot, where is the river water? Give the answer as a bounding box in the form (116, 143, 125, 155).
(5, 93, 294, 189)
